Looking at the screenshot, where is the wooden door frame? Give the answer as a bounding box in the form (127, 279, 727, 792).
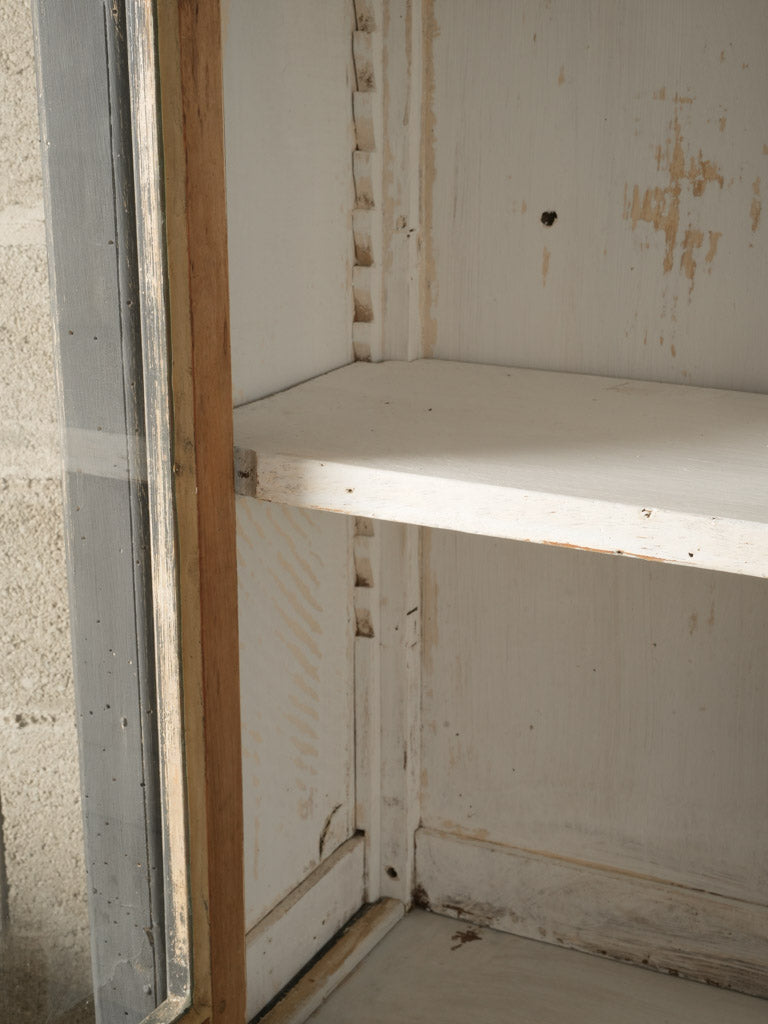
(34, 1, 244, 1021)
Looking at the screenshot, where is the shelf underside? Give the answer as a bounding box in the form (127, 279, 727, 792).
(306, 909, 768, 1024)
(233, 360, 768, 577)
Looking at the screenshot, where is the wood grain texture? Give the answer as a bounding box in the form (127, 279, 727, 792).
(416, 828, 768, 998)
(307, 909, 768, 1024)
(422, 0, 768, 391)
(236, 499, 355, 929)
(420, 531, 768, 907)
(222, 0, 356, 404)
(157, 2, 244, 1021)
(233, 359, 768, 576)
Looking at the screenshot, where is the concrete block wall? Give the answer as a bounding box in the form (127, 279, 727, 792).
(0, 1, 92, 1019)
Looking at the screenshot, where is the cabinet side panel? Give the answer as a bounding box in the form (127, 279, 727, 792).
(223, 0, 356, 403)
(420, 531, 768, 908)
(237, 499, 355, 930)
(423, 0, 768, 391)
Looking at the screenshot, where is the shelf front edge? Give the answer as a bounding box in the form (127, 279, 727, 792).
(233, 449, 768, 578)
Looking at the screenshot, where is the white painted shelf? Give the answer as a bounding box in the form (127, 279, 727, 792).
(306, 910, 768, 1024)
(233, 360, 768, 577)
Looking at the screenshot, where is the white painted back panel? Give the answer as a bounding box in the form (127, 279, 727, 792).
(423, 0, 768, 390)
(421, 530, 768, 906)
(418, 0, 768, 932)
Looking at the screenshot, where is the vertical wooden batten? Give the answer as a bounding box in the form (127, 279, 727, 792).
(155, 2, 245, 1022)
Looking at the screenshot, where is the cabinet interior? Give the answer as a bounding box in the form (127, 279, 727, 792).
(221, 2, 768, 1021)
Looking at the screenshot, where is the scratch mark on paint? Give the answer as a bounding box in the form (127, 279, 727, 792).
(542, 246, 551, 286)
(318, 802, 343, 858)
(751, 177, 761, 232)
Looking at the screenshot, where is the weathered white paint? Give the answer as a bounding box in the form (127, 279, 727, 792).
(415, 828, 768, 997)
(424, 0, 768, 392)
(236, 497, 355, 929)
(420, 531, 768, 905)
(245, 835, 366, 1022)
(233, 360, 768, 577)
(307, 909, 768, 1024)
(223, 0, 356, 404)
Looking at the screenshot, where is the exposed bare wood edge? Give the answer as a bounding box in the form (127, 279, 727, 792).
(257, 899, 404, 1024)
(245, 837, 366, 1021)
(141, 995, 207, 1024)
(156, 2, 244, 1022)
(416, 827, 768, 998)
(125, 0, 191, 1006)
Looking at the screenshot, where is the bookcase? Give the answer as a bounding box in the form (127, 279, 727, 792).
(208, 2, 768, 1021)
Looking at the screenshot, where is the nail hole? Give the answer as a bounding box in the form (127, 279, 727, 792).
(541, 211, 558, 226)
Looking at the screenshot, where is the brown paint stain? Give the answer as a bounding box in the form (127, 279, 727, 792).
(718, 115, 727, 133)
(625, 109, 723, 280)
(420, 0, 439, 356)
(521, 199, 527, 213)
(680, 228, 704, 292)
(763, 144, 768, 155)
(659, 335, 664, 346)
(653, 86, 666, 100)
(720, 50, 726, 63)
(689, 612, 698, 637)
(542, 246, 551, 286)
(751, 177, 762, 232)
(705, 230, 722, 267)
(670, 343, 676, 357)
(558, 65, 565, 85)
(451, 928, 482, 951)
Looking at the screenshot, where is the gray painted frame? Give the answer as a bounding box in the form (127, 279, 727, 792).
(33, 2, 191, 1021)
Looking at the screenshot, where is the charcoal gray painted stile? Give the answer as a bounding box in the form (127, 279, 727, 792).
(33, 1, 166, 1019)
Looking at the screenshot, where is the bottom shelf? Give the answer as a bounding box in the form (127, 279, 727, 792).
(304, 908, 766, 1024)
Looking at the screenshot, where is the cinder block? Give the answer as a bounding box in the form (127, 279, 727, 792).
(0, 1, 45, 210)
(0, 244, 56, 426)
(0, 717, 91, 1000)
(0, 479, 73, 711)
